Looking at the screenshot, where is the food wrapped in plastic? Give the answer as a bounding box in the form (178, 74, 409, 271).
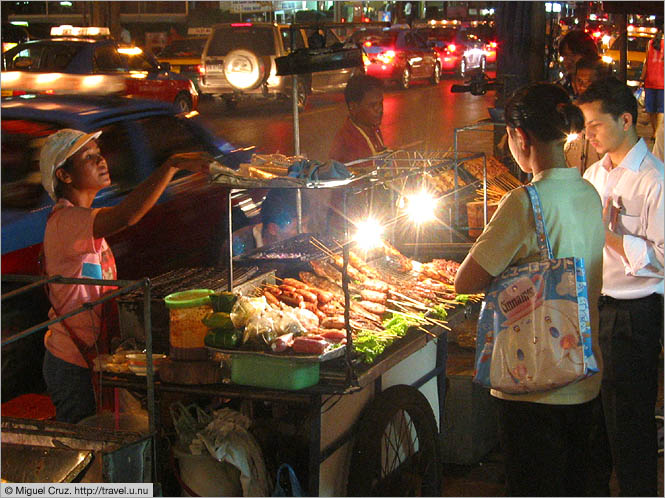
(230, 296, 269, 328)
(292, 308, 320, 332)
(276, 310, 308, 336)
(243, 312, 277, 346)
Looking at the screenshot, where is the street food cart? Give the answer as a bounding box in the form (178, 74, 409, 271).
(0, 118, 515, 494)
(102, 151, 492, 496)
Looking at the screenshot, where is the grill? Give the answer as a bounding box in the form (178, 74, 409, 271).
(116, 266, 261, 353)
(235, 233, 342, 264)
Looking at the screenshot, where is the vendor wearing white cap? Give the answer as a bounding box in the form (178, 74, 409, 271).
(39, 128, 214, 423)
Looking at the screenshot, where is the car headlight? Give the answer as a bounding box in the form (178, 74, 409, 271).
(602, 55, 613, 64)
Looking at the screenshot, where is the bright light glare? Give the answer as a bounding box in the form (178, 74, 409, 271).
(602, 35, 611, 46)
(81, 75, 104, 88)
(36, 73, 62, 84)
(2, 71, 21, 83)
(406, 191, 437, 224)
(354, 218, 384, 250)
(565, 133, 578, 144)
(118, 46, 143, 55)
(602, 55, 613, 64)
(129, 71, 148, 79)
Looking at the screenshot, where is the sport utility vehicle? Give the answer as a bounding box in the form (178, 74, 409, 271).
(3, 36, 198, 112)
(199, 22, 359, 109)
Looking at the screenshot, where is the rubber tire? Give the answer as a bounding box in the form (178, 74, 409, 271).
(400, 66, 411, 90)
(347, 385, 441, 497)
(223, 49, 267, 91)
(431, 62, 441, 85)
(173, 93, 192, 113)
(459, 58, 467, 78)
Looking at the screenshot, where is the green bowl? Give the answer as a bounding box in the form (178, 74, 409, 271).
(164, 289, 214, 309)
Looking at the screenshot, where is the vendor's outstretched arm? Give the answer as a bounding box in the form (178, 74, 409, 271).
(93, 152, 215, 239)
(455, 254, 493, 294)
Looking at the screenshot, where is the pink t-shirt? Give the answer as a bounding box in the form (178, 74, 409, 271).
(43, 199, 117, 368)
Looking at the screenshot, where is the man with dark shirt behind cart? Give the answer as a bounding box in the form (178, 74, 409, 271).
(329, 74, 387, 168)
(327, 75, 391, 235)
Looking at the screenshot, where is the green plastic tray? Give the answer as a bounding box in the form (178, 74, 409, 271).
(231, 354, 320, 390)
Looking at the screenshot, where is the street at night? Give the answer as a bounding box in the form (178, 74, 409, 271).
(198, 72, 498, 160)
(1, 0, 663, 496)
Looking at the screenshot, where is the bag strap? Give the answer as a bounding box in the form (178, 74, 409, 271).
(274, 463, 303, 497)
(524, 184, 554, 260)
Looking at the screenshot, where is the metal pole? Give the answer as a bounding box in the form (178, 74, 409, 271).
(483, 155, 488, 227)
(296, 188, 303, 234)
(342, 190, 354, 387)
(292, 74, 301, 156)
(143, 278, 158, 483)
(227, 190, 234, 292)
(1, 275, 60, 301)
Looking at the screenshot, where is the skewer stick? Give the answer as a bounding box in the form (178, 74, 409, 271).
(311, 238, 340, 260)
(417, 326, 438, 338)
(311, 236, 338, 256)
(386, 308, 428, 323)
(309, 239, 337, 259)
(388, 298, 430, 312)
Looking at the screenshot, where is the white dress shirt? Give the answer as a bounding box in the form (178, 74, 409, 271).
(584, 138, 664, 299)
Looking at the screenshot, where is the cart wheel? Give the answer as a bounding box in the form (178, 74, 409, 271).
(347, 385, 441, 497)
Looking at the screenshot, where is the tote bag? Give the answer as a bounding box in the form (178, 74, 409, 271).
(473, 184, 599, 394)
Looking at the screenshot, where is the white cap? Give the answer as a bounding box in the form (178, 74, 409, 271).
(39, 128, 102, 200)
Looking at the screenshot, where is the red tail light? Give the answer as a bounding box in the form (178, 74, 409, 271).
(592, 31, 602, 38)
(490, 41, 497, 48)
(447, 44, 456, 53)
(197, 64, 205, 75)
(377, 50, 396, 64)
(364, 41, 372, 47)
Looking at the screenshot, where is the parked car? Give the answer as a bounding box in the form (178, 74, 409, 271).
(157, 29, 210, 93)
(2, 36, 199, 112)
(349, 26, 441, 89)
(199, 22, 361, 110)
(602, 29, 655, 83)
(1, 93, 251, 400)
(415, 25, 486, 76)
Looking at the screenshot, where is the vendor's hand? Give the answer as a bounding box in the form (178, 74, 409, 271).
(164, 151, 219, 174)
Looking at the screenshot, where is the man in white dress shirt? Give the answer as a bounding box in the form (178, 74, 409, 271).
(577, 77, 664, 497)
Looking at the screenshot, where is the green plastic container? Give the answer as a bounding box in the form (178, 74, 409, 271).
(164, 289, 214, 360)
(231, 354, 320, 390)
(164, 289, 214, 309)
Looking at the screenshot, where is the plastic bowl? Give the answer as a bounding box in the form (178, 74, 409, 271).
(126, 353, 167, 376)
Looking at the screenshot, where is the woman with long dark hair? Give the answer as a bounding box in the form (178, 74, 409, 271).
(455, 83, 605, 496)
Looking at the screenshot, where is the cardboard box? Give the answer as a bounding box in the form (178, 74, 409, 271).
(466, 201, 499, 239)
